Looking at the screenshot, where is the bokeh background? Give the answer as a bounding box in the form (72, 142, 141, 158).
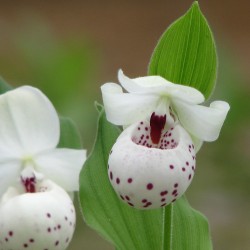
(0, 0, 249, 249)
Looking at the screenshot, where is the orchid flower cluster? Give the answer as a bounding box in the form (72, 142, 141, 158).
(0, 86, 86, 250)
(101, 70, 230, 209)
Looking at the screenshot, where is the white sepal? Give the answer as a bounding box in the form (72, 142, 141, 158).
(0, 180, 76, 250)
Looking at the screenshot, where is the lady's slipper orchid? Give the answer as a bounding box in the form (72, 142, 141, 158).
(0, 179, 75, 250)
(101, 70, 230, 151)
(0, 86, 86, 249)
(101, 70, 229, 209)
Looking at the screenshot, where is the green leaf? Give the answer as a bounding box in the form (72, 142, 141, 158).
(79, 108, 212, 250)
(0, 77, 13, 94)
(58, 117, 82, 149)
(148, 2, 217, 99)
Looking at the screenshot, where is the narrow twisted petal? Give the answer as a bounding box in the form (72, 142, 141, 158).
(35, 148, 86, 192)
(101, 83, 159, 126)
(173, 100, 230, 141)
(0, 160, 20, 198)
(0, 86, 60, 158)
(0, 180, 76, 250)
(108, 122, 196, 209)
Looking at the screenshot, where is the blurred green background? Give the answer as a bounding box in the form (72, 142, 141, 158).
(0, 0, 249, 249)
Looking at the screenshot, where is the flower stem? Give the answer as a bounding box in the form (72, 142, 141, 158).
(162, 203, 173, 250)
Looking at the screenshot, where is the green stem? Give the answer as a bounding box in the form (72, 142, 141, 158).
(162, 203, 173, 250)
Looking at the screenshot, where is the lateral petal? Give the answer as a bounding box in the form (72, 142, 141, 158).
(35, 148, 86, 191)
(173, 100, 230, 141)
(101, 82, 159, 126)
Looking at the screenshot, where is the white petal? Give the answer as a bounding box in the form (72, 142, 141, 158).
(101, 83, 159, 126)
(0, 160, 20, 198)
(108, 123, 196, 209)
(35, 148, 86, 191)
(0, 86, 60, 158)
(173, 100, 230, 141)
(119, 70, 204, 104)
(0, 179, 75, 250)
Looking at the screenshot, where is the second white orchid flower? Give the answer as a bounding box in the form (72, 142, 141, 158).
(101, 70, 229, 209)
(0, 86, 86, 249)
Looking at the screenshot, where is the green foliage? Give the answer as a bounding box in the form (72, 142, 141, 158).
(58, 117, 83, 149)
(148, 2, 217, 99)
(79, 108, 212, 250)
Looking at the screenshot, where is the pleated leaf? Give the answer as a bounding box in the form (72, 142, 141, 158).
(79, 108, 212, 250)
(148, 2, 217, 99)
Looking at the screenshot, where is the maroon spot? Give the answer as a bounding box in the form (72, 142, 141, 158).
(186, 161, 189, 166)
(161, 203, 167, 207)
(9, 231, 13, 237)
(172, 189, 177, 195)
(174, 193, 178, 197)
(109, 171, 113, 180)
(120, 195, 125, 200)
(23, 243, 28, 248)
(150, 112, 166, 144)
(145, 127, 149, 131)
(46, 213, 51, 218)
(65, 216, 68, 221)
(47, 227, 51, 233)
(160, 190, 168, 196)
(174, 183, 178, 188)
(146, 135, 149, 139)
(140, 121, 143, 125)
(140, 135, 144, 139)
(189, 174, 192, 180)
(168, 133, 172, 137)
(29, 239, 34, 243)
(161, 198, 166, 202)
(192, 144, 194, 149)
(142, 199, 147, 203)
(192, 166, 195, 171)
(138, 127, 141, 130)
(143, 202, 152, 208)
(55, 240, 59, 246)
(171, 139, 174, 143)
(147, 183, 153, 190)
(127, 178, 133, 183)
(169, 165, 174, 169)
(182, 167, 186, 172)
(5, 238, 8, 242)
(172, 199, 176, 203)
(57, 225, 61, 229)
(128, 202, 134, 207)
(125, 196, 130, 201)
(116, 178, 120, 184)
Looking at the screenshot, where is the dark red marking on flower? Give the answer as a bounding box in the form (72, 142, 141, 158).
(46, 213, 51, 218)
(160, 190, 168, 196)
(142, 199, 147, 203)
(169, 165, 174, 169)
(147, 183, 153, 190)
(182, 167, 186, 172)
(150, 112, 166, 144)
(125, 195, 130, 201)
(172, 189, 177, 195)
(128, 202, 134, 207)
(127, 178, 133, 183)
(23, 243, 28, 248)
(172, 199, 176, 203)
(9, 231, 13, 237)
(174, 183, 178, 188)
(21, 176, 36, 193)
(161, 203, 167, 207)
(47, 227, 51, 233)
(189, 174, 192, 180)
(65, 216, 68, 221)
(116, 178, 120, 184)
(120, 195, 125, 200)
(143, 202, 152, 208)
(109, 171, 113, 180)
(161, 198, 166, 202)
(5, 238, 8, 242)
(57, 225, 61, 229)
(55, 240, 59, 246)
(29, 239, 34, 243)
(186, 161, 189, 166)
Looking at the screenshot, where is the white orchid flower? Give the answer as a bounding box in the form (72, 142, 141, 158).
(0, 180, 76, 250)
(0, 86, 86, 249)
(101, 70, 229, 209)
(101, 70, 230, 151)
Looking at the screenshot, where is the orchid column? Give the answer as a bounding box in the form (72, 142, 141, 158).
(0, 86, 86, 250)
